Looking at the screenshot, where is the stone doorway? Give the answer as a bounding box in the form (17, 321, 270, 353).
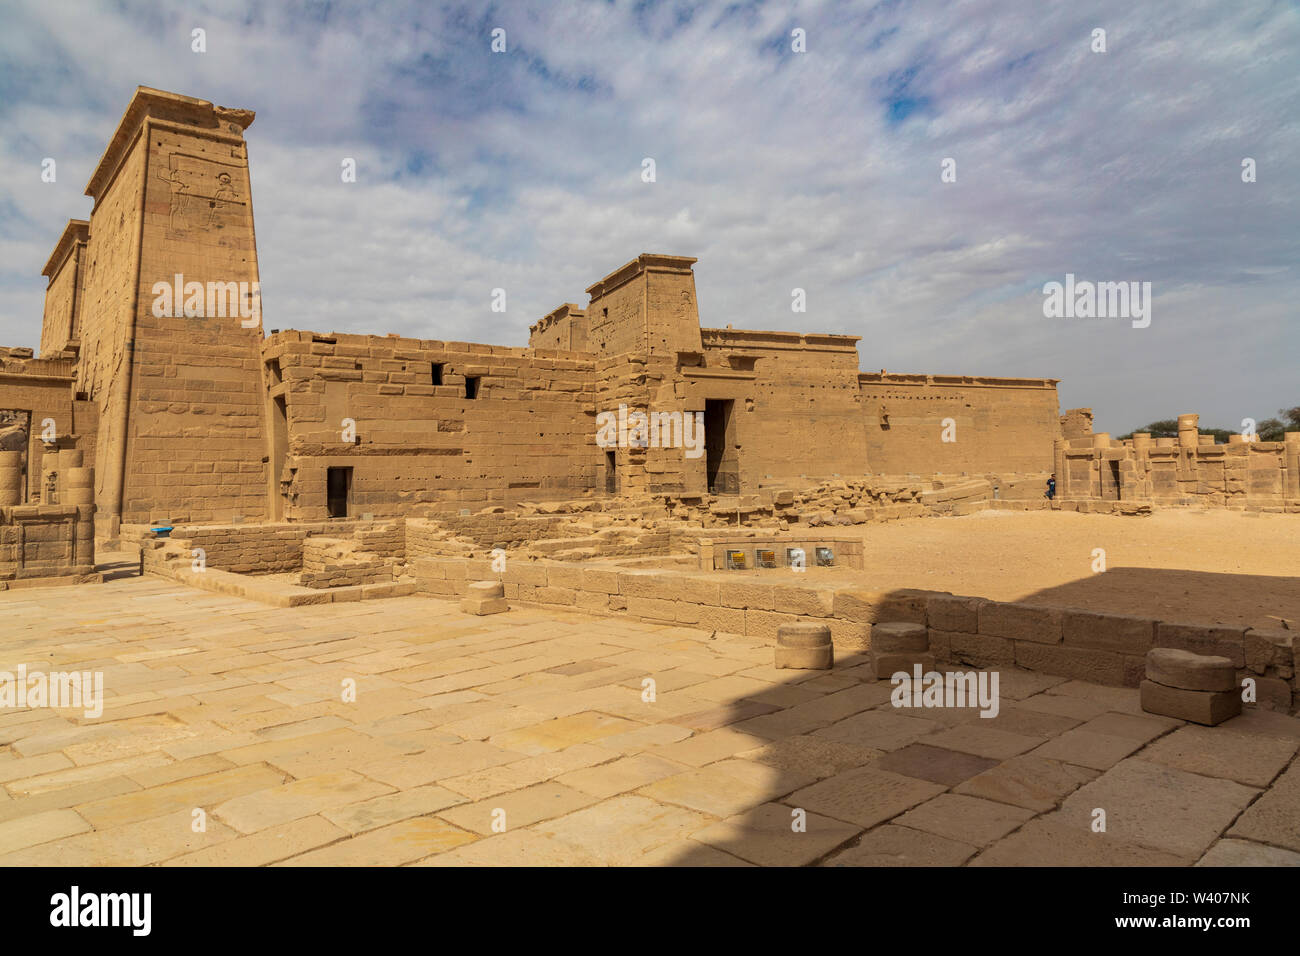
(705, 399, 739, 494)
(326, 466, 352, 518)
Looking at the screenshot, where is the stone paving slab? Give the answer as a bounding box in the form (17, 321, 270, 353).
(821, 824, 979, 866)
(1226, 760, 1300, 852)
(1057, 759, 1259, 859)
(954, 754, 1099, 813)
(1140, 725, 1299, 788)
(893, 793, 1037, 846)
(1, 576, 1298, 867)
(1195, 839, 1300, 867)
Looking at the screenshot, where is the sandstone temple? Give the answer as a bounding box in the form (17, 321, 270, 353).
(2, 88, 1297, 589)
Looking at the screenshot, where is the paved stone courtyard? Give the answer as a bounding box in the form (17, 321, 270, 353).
(1, 577, 1297, 867)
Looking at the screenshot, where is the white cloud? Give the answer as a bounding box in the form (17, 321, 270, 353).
(0, 0, 1296, 433)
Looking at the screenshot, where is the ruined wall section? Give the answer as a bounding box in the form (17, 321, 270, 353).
(1055, 414, 1299, 510)
(699, 329, 867, 488)
(594, 352, 705, 496)
(859, 373, 1060, 475)
(528, 304, 588, 352)
(0, 350, 98, 505)
(266, 332, 600, 519)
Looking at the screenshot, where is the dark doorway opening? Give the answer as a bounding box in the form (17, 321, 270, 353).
(431, 363, 444, 386)
(605, 450, 618, 495)
(465, 376, 481, 399)
(1103, 459, 1121, 500)
(270, 396, 289, 520)
(705, 399, 738, 494)
(326, 466, 352, 518)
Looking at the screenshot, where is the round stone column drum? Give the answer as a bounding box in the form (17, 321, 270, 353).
(775, 622, 833, 670)
(63, 467, 94, 507)
(0, 450, 22, 506)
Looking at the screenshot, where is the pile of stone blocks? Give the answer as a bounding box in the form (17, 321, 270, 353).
(775, 622, 833, 670)
(1141, 647, 1242, 725)
(300, 537, 392, 589)
(871, 622, 934, 679)
(461, 580, 508, 616)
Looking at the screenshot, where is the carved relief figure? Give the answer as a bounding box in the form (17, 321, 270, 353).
(208, 172, 238, 227)
(160, 166, 192, 231)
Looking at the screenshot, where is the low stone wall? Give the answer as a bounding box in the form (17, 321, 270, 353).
(163, 518, 406, 574)
(410, 555, 1295, 712)
(421, 511, 577, 549)
(0, 503, 96, 584)
(300, 537, 394, 589)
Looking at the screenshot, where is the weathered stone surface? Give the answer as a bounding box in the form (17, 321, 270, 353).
(776, 621, 832, 648)
(1243, 627, 1294, 674)
(775, 644, 833, 670)
(925, 595, 982, 634)
(833, 590, 927, 625)
(690, 802, 860, 866)
(894, 793, 1035, 846)
(788, 765, 947, 828)
(970, 814, 1189, 867)
(1227, 761, 1300, 852)
(1029, 729, 1145, 771)
(1249, 676, 1293, 712)
(955, 754, 1098, 812)
(813, 710, 943, 752)
(979, 602, 1062, 645)
(460, 595, 508, 615)
(875, 743, 999, 786)
(924, 724, 1043, 761)
(1062, 610, 1154, 655)
(946, 630, 1015, 668)
(1145, 647, 1236, 692)
(1058, 759, 1258, 859)
(821, 824, 978, 867)
(1195, 839, 1300, 867)
(1140, 725, 1298, 787)
(1140, 680, 1241, 726)
(466, 579, 505, 598)
(1155, 622, 1247, 668)
(1015, 642, 1127, 686)
(872, 652, 936, 680)
(870, 622, 929, 654)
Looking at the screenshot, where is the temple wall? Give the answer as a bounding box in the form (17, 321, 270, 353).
(859, 374, 1060, 476)
(266, 331, 600, 519)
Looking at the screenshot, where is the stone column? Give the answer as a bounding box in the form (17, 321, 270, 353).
(0, 450, 22, 506)
(63, 467, 94, 507)
(1132, 432, 1151, 452)
(1285, 432, 1300, 501)
(1177, 414, 1199, 448)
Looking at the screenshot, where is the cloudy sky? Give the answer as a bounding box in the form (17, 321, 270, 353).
(1, 0, 1296, 433)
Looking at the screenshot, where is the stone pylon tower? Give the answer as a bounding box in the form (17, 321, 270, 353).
(75, 88, 270, 532)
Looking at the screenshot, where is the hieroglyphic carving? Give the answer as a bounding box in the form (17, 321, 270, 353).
(157, 152, 247, 237)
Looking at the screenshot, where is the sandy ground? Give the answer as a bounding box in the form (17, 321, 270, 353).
(828, 510, 1300, 630)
